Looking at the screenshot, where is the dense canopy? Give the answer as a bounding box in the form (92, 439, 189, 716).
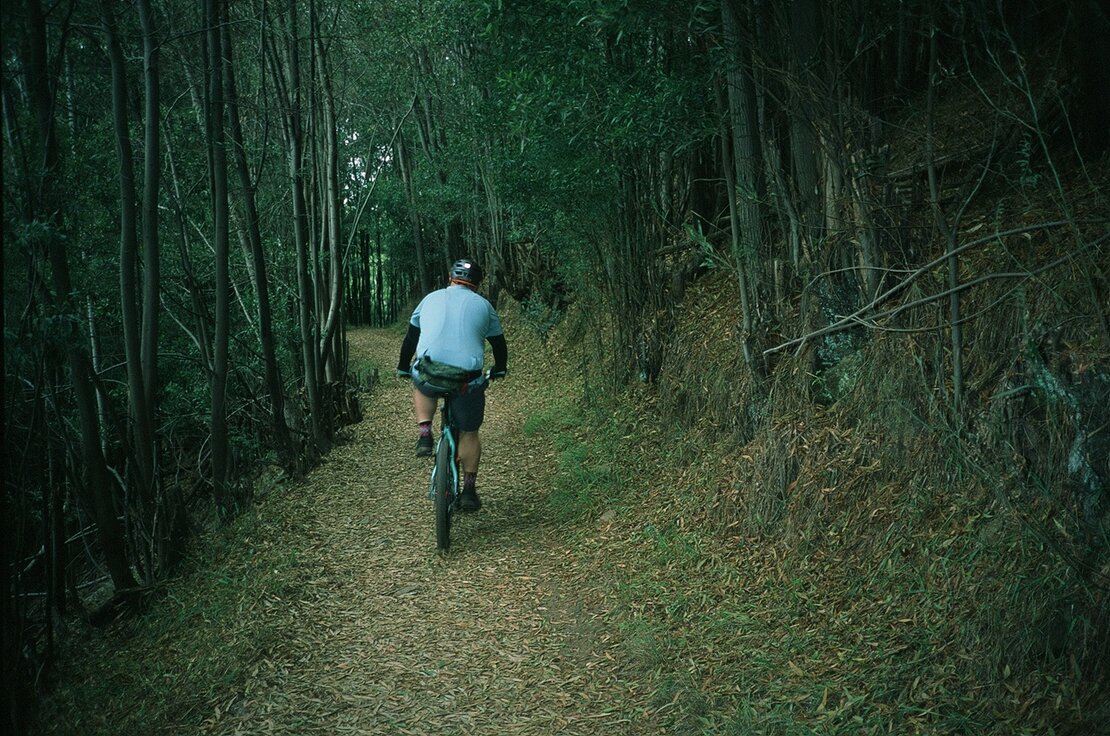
(4, 1, 1108, 733)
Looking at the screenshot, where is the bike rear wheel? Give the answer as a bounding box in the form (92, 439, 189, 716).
(433, 433, 453, 551)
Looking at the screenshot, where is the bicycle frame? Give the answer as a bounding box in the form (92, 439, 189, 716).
(426, 372, 489, 551)
(427, 401, 459, 506)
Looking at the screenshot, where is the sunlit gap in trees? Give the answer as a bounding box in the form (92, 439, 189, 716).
(343, 129, 393, 207)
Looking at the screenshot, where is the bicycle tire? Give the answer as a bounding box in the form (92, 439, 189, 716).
(433, 433, 453, 552)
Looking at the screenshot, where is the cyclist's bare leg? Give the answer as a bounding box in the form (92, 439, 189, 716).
(413, 389, 436, 424)
(414, 388, 480, 473)
(457, 430, 481, 474)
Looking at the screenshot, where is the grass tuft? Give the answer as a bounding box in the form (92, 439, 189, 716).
(524, 399, 628, 521)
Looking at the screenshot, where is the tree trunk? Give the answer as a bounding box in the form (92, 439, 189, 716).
(721, 0, 764, 304)
(926, 28, 963, 417)
(25, 0, 136, 594)
(204, 0, 232, 507)
(360, 231, 371, 323)
(479, 157, 505, 307)
(100, 0, 158, 549)
(375, 229, 385, 326)
(314, 31, 343, 382)
(137, 0, 160, 456)
(1, 443, 21, 735)
(716, 74, 758, 377)
(221, 12, 295, 472)
(786, 0, 824, 262)
(267, 0, 324, 452)
(45, 408, 67, 634)
(395, 132, 431, 294)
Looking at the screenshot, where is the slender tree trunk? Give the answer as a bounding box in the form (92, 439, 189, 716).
(375, 228, 385, 326)
(926, 28, 963, 417)
(45, 403, 67, 631)
(359, 231, 371, 323)
(137, 0, 160, 449)
(222, 12, 295, 471)
(786, 0, 823, 261)
(63, 339, 137, 593)
(395, 132, 431, 294)
(27, 1, 136, 594)
(716, 75, 758, 376)
(87, 297, 110, 451)
(101, 0, 158, 544)
(480, 157, 505, 306)
(1, 432, 19, 735)
(721, 0, 764, 302)
(205, 0, 232, 506)
(268, 0, 323, 452)
(135, 0, 174, 568)
(314, 31, 343, 380)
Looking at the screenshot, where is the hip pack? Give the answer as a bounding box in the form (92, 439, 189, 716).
(414, 357, 481, 392)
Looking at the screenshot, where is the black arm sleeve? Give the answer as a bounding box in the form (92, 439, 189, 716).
(487, 333, 508, 371)
(397, 323, 420, 371)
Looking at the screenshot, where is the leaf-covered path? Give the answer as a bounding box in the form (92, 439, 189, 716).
(196, 327, 646, 735)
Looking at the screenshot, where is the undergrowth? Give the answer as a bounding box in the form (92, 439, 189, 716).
(37, 499, 315, 735)
(540, 237, 1107, 734)
(523, 399, 628, 521)
(551, 396, 1104, 734)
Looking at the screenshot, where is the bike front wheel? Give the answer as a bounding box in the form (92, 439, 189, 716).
(433, 435, 453, 552)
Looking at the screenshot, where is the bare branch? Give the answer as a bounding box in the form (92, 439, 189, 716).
(763, 221, 1109, 356)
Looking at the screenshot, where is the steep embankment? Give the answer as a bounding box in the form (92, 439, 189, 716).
(557, 243, 1110, 733)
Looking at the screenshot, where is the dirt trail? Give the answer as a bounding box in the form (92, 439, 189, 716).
(201, 328, 647, 735)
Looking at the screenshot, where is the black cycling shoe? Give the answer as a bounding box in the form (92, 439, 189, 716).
(415, 434, 433, 457)
(458, 487, 482, 513)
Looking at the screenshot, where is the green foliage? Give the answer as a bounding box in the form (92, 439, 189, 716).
(519, 281, 566, 339)
(811, 349, 867, 405)
(519, 299, 561, 339)
(523, 399, 626, 520)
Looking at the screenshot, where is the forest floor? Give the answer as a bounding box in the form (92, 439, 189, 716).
(39, 325, 658, 735)
(39, 314, 1099, 735)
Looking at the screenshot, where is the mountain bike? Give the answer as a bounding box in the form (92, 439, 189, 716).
(427, 372, 489, 552)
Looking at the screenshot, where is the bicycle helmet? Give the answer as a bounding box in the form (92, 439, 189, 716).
(448, 258, 484, 286)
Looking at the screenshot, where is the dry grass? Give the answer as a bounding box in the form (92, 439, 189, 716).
(560, 160, 1110, 734)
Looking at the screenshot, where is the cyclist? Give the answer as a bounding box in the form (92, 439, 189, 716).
(396, 258, 508, 512)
